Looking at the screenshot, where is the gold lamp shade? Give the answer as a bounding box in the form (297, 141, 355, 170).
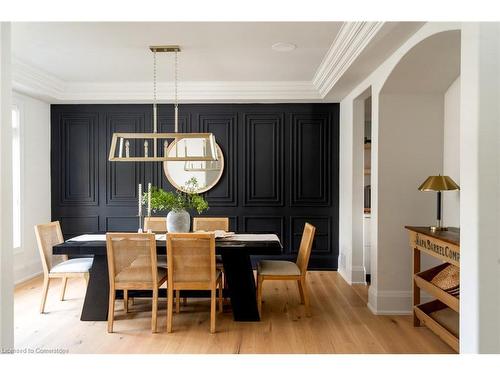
(418, 175, 460, 232)
(418, 175, 460, 192)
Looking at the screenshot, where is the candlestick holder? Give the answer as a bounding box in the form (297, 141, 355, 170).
(138, 214, 143, 233)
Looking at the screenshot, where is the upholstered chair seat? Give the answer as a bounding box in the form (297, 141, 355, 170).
(115, 266, 167, 284)
(50, 258, 93, 274)
(257, 260, 301, 276)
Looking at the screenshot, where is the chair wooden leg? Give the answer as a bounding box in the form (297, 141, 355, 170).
(299, 277, 311, 317)
(297, 279, 305, 304)
(210, 288, 216, 333)
(175, 290, 181, 313)
(60, 277, 68, 301)
(152, 289, 158, 333)
(107, 289, 116, 333)
(257, 275, 263, 317)
(167, 287, 174, 333)
(40, 276, 50, 313)
(123, 289, 129, 313)
(218, 278, 223, 312)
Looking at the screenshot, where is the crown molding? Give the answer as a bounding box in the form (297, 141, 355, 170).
(11, 59, 321, 103)
(11, 58, 66, 101)
(313, 22, 385, 98)
(61, 81, 322, 103)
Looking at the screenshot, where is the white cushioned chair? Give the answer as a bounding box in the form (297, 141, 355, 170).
(34, 221, 93, 313)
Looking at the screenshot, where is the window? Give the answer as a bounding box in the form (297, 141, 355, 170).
(12, 106, 21, 249)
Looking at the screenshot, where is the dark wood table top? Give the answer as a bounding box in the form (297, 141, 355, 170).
(405, 226, 460, 246)
(53, 233, 283, 256)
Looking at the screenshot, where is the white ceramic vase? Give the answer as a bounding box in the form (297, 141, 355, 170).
(166, 210, 190, 233)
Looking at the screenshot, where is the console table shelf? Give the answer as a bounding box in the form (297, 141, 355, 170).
(406, 226, 460, 352)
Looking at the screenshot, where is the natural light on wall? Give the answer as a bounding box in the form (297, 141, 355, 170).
(12, 106, 21, 249)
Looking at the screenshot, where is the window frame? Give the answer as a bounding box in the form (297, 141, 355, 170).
(11, 103, 23, 253)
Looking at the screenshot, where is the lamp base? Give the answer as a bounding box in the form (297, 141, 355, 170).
(430, 226, 448, 232)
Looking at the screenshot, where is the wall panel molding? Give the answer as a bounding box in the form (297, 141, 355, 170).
(198, 112, 238, 206)
(290, 112, 332, 206)
(289, 216, 332, 255)
(105, 111, 147, 206)
(57, 112, 99, 206)
(58, 216, 99, 238)
(243, 216, 285, 245)
(51, 104, 339, 269)
(243, 112, 284, 206)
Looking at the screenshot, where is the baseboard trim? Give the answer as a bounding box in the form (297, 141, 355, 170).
(337, 267, 351, 284)
(351, 265, 365, 284)
(15, 271, 43, 287)
(367, 286, 412, 315)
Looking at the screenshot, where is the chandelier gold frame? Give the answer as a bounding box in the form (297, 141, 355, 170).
(108, 133, 218, 162)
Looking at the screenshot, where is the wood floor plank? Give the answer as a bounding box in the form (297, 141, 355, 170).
(13, 272, 455, 354)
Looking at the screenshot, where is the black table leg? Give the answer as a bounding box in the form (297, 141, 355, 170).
(221, 250, 260, 321)
(81, 254, 109, 321)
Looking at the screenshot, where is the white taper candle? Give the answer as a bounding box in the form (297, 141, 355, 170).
(147, 182, 152, 217)
(138, 183, 142, 216)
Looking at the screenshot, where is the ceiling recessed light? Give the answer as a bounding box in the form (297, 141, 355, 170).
(271, 42, 296, 52)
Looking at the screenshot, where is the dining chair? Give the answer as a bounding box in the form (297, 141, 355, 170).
(144, 217, 167, 233)
(256, 222, 316, 317)
(192, 216, 229, 302)
(166, 232, 223, 333)
(143, 216, 168, 269)
(106, 232, 168, 333)
(193, 217, 229, 232)
(34, 221, 93, 313)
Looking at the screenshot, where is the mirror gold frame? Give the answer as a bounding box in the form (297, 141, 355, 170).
(163, 141, 225, 193)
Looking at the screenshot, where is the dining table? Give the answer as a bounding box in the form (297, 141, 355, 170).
(53, 232, 282, 322)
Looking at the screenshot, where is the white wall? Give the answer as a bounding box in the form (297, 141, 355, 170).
(460, 23, 500, 354)
(338, 90, 368, 284)
(0, 21, 14, 351)
(372, 93, 444, 312)
(443, 77, 461, 228)
(12, 92, 51, 284)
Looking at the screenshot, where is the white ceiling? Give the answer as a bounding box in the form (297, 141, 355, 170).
(12, 22, 342, 82)
(10, 21, 426, 102)
(381, 30, 461, 94)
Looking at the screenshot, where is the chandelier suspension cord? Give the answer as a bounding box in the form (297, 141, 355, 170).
(174, 51, 179, 133)
(153, 50, 158, 157)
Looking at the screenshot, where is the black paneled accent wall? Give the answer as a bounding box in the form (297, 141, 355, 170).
(51, 104, 339, 269)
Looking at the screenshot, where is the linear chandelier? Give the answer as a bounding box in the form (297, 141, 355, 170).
(108, 45, 218, 162)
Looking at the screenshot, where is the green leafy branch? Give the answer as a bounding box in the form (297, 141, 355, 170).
(142, 177, 209, 214)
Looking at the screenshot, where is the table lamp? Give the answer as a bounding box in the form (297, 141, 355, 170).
(418, 175, 460, 232)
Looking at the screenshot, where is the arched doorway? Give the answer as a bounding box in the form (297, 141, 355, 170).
(369, 30, 461, 313)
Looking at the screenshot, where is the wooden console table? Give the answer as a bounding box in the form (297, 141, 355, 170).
(406, 226, 460, 352)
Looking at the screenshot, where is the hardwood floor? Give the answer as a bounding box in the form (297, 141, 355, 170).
(14, 271, 455, 354)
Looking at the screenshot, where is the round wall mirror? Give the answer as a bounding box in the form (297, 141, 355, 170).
(163, 140, 224, 193)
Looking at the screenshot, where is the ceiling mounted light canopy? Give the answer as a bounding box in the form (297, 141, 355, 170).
(271, 42, 296, 52)
(108, 45, 218, 162)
